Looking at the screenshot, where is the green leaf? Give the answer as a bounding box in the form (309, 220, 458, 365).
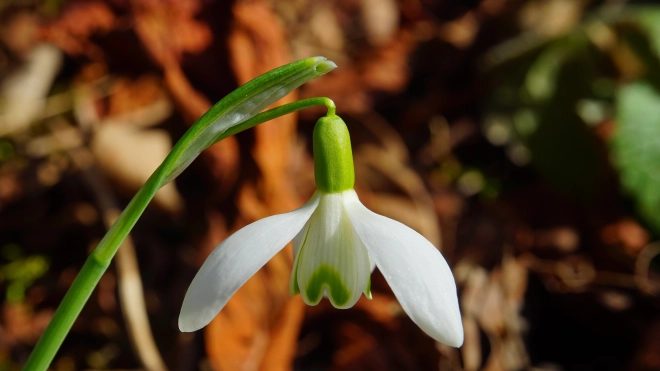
(612, 81, 660, 233)
(636, 8, 660, 59)
(521, 37, 606, 199)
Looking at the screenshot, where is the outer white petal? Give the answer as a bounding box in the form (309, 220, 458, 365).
(292, 219, 310, 260)
(342, 190, 464, 347)
(179, 191, 321, 332)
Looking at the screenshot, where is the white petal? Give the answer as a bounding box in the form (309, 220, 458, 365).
(292, 218, 310, 260)
(295, 192, 371, 309)
(179, 191, 321, 332)
(343, 190, 464, 347)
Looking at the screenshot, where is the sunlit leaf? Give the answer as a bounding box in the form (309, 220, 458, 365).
(612, 81, 660, 233)
(522, 37, 606, 199)
(636, 8, 660, 59)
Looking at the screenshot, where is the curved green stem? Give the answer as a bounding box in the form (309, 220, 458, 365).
(219, 97, 335, 139)
(22, 97, 335, 371)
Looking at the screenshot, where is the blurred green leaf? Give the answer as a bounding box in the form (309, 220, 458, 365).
(0, 140, 13, 162)
(525, 42, 573, 102)
(522, 37, 606, 199)
(0, 245, 49, 303)
(486, 29, 609, 198)
(636, 9, 660, 59)
(612, 81, 660, 233)
(1, 244, 22, 261)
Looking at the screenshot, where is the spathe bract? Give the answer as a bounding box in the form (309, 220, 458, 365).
(163, 57, 338, 182)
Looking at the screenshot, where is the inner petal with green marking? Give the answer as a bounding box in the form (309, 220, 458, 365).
(290, 192, 371, 309)
(304, 264, 350, 306)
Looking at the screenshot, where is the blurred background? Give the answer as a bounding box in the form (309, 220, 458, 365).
(0, 0, 659, 370)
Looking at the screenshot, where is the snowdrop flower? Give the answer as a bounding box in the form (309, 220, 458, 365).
(179, 115, 463, 347)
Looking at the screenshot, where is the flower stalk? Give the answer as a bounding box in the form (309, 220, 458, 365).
(23, 57, 337, 371)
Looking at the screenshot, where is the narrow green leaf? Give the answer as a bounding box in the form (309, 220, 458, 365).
(636, 8, 660, 59)
(612, 81, 660, 233)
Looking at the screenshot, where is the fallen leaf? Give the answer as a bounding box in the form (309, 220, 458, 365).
(0, 44, 62, 136)
(132, 0, 212, 66)
(204, 2, 306, 370)
(42, 1, 116, 58)
(361, 0, 399, 46)
(91, 123, 183, 213)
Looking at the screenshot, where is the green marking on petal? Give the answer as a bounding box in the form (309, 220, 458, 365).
(304, 264, 351, 307)
(290, 259, 301, 296)
(364, 277, 372, 300)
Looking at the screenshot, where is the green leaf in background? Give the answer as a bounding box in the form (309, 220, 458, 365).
(520, 36, 606, 199)
(0, 245, 49, 303)
(612, 81, 660, 233)
(636, 8, 660, 60)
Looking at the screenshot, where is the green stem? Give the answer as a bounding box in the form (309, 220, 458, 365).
(22, 97, 335, 371)
(219, 97, 335, 140)
(23, 172, 161, 370)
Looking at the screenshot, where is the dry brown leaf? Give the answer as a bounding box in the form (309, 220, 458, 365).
(204, 2, 305, 370)
(0, 11, 41, 56)
(360, 191, 440, 247)
(2, 302, 52, 345)
(361, 30, 414, 93)
(0, 44, 63, 136)
(197, 212, 230, 260)
(43, 1, 116, 59)
(438, 12, 479, 49)
(91, 123, 183, 213)
(107, 75, 166, 118)
(478, 270, 505, 335)
(0, 172, 23, 208)
(161, 46, 240, 193)
(332, 322, 377, 368)
(462, 316, 481, 371)
(501, 256, 528, 305)
(353, 293, 398, 327)
(601, 218, 650, 257)
(228, 0, 299, 211)
(290, 25, 417, 114)
(457, 264, 487, 370)
(457, 255, 529, 371)
(309, 6, 345, 52)
(518, 0, 585, 37)
(355, 143, 441, 248)
(361, 0, 399, 46)
(534, 226, 580, 254)
(132, 0, 212, 66)
(630, 318, 660, 370)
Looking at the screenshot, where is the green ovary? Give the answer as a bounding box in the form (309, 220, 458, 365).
(313, 115, 355, 193)
(304, 264, 351, 307)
